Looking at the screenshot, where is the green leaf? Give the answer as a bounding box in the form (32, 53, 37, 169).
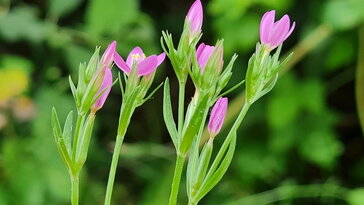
(62, 110, 73, 154)
(163, 78, 179, 148)
(86, 0, 138, 35)
(0, 7, 53, 43)
(194, 133, 237, 202)
(192, 139, 213, 192)
(51, 108, 74, 174)
(47, 0, 83, 18)
(299, 129, 343, 169)
(187, 138, 200, 198)
(75, 113, 96, 171)
(323, 0, 362, 30)
(347, 188, 364, 205)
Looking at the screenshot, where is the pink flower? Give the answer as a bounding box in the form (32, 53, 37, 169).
(208, 97, 228, 136)
(196, 43, 215, 73)
(260, 10, 295, 51)
(100, 41, 116, 67)
(186, 0, 203, 34)
(92, 67, 113, 112)
(114, 47, 165, 77)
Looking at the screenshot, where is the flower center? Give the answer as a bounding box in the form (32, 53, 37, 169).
(131, 53, 146, 63)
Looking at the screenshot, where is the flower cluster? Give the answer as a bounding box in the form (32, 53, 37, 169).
(52, 1, 295, 205)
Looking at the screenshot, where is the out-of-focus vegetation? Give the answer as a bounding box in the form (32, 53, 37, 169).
(0, 0, 364, 204)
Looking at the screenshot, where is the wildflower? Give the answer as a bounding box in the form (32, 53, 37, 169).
(208, 97, 228, 137)
(186, 0, 203, 35)
(91, 67, 113, 112)
(114, 47, 165, 76)
(260, 10, 295, 51)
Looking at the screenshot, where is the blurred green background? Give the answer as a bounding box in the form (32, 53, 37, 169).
(1, 0, 364, 204)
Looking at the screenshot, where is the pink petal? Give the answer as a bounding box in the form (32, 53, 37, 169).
(137, 55, 158, 76)
(101, 41, 116, 67)
(186, 0, 203, 32)
(196, 43, 206, 60)
(208, 97, 228, 135)
(126, 46, 145, 68)
(260, 10, 275, 44)
(156, 53, 166, 67)
(268, 15, 290, 48)
(283, 21, 296, 42)
(197, 44, 215, 72)
(114, 52, 131, 74)
(93, 67, 113, 110)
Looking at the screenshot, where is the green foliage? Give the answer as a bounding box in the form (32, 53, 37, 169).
(0, 6, 53, 42)
(0, 0, 363, 204)
(86, 0, 138, 35)
(323, 0, 364, 30)
(347, 188, 364, 205)
(47, 0, 83, 18)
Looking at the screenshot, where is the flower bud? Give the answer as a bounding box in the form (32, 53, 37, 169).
(186, 0, 203, 37)
(208, 97, 228, 137)
(260, 10, 295, 51)
(91, 67, 113, 112)
(196, 43, 215, 73)
(100, 41, 116, 68)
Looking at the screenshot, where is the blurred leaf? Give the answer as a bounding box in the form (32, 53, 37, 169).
(299, 129, 343, 169)
(300, 79, 325, 113)
(0, 7, 53, 42)
(323, 0, 362, 30)
(213, 14, 260, 53)
(86, 0, 138, 35)
(267, 74, 300, 129)
(347, 188, 364, 205)
(65, 44, 93, 73)
(48, 0, 83, 18)
(326, 37, 355, 70)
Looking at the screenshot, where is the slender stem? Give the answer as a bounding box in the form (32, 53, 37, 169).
(71, 176, 79, 205)
(104, 102, 135, 205)
(178, 81, 186, 133)
(227, 102, 251, 139)
(169, 154, 186, 205)
(104, 134, 125, 205)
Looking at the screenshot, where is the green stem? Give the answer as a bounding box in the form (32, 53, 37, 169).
(178, 81, 186, 133)
(104, 102, 135, 205)
(71, 176, 79, 205)
(169, 154, 186, 205)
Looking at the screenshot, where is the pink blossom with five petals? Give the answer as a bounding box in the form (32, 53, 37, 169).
(114, 47, 165, 77)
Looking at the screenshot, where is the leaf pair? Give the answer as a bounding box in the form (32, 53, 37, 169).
(187, 132, 237, 204)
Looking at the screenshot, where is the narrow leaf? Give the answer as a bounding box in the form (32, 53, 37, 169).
(63, 110, 74, 154)
(51, 108, 74, 174)
(194, 133, 237, 202)
(163, 78, 179, 148)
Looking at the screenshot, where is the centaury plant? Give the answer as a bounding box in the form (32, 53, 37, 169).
(51, 42, 115, 205)
(51, 1, 295, 204)
(161, 1, 296, 204)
